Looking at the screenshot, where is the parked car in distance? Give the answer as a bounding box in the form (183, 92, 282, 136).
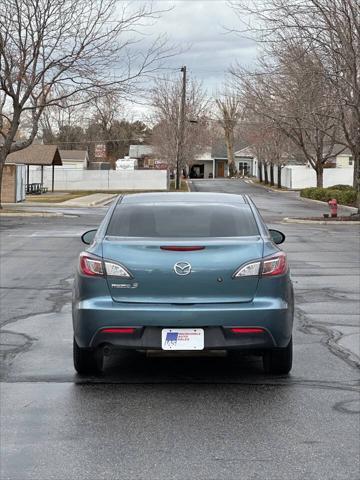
(72, 192, 294, 375)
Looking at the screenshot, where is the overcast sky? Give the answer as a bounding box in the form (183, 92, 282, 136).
(126, 0, 258, 119)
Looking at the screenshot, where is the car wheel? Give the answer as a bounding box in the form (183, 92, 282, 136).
(73, 337, 101, 374)
(263, 337, 293, 374)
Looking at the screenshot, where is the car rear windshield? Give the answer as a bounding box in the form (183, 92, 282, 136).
(106, 203, 259, 237)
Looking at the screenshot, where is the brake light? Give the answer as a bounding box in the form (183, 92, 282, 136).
(230, 328, 265, 334)
(101, 328, 135, 334)
(262, 252, 287, 276)
(160, 246, 205, 251)
(79, 253, 104, 276)
(233, 252, 287, 278)
(79, 253, 132, 278)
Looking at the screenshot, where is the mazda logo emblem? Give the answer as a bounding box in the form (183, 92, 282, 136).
(174, 261, 192, 276)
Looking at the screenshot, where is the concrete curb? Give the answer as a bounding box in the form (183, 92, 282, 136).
(283, 217, 360, 225)
(244, 179, 294, 193)
(0, 211, 64, 217)
(87, 194, 118, 207)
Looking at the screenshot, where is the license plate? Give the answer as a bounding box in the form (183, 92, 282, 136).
(161, 328, 204, 350)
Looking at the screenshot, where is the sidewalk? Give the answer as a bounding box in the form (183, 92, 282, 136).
(60, 193, 117, 207)
(4, 193, 117, 209)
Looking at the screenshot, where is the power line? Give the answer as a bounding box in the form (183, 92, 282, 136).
(44, 136, 152, 145)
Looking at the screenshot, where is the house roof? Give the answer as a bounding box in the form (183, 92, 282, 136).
(6, 145, 62, 166)
(211, 140, 248, 159)
(59, 150, 88, 161)
(234, 146, 254, 158)
(331, 144, 352, 156)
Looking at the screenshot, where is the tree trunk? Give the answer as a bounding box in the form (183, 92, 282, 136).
(0, 148, 8, 209)
(229, 160, 237, 177)
(277, 165, 282, 189)
(258, 161, 263, 182)
(353, 150, 360, 213)
(0, 164, 4, 209)
(225, 131, 237, 177)
(270, 163, 274, 186)
(264, 164, 269, 184)
(316, 163, 324, 188)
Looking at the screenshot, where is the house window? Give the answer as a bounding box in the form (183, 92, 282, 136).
(238, 162, 249, 175)
(349, 156, 353, 165)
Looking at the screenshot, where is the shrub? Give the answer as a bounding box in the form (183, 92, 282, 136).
(328, 184, 354, 191)
(300, 186, 357, 206)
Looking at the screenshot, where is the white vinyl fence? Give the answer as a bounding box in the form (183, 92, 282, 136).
(29, 166, 169, 191)
(259, 164, 354, 189)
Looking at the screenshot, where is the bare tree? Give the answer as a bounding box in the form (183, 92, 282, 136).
(40, 96, 87, 145)
(0, 0, 175, 205)
(230, 0, 360, 205)
(232, 45, 340, 187)
(243, 117, 291, 187)
(215, 91, 242, 176)
(150, 75, 211, 174)
(266, 128, 292, 189)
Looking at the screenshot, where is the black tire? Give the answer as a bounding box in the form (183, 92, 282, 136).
(73, 337, 101, 374)
(263, 337, 293, 374)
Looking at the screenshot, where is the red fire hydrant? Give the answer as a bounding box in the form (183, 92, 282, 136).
(328, 198, 338, 218)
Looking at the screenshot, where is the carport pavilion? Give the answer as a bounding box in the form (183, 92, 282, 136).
(6, 144, 62, 192)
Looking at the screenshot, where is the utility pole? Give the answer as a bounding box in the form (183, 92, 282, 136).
(176, 65, 186, 190)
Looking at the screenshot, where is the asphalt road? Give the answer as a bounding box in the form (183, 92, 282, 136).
(1, 180, 359, 480)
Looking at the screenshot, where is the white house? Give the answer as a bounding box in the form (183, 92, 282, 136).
(188, 143, 254, 179)
(234, 146, 256, 176)
(190, 148, 214, 178)
(59, 150, 89, 169)
(332, 146, 353, 168)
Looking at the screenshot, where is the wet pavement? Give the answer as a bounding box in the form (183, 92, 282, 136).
(0, 180, 359, 480)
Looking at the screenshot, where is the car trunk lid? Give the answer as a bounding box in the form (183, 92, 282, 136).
(102, 237, 263, 304)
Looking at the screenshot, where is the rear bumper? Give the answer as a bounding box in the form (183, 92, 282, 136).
(73, 296, 293, 350)
(90, 326, 275, 350)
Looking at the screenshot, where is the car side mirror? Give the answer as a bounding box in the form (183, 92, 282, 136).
(81, 229, 97, 245)
(269, 229, 285, 245)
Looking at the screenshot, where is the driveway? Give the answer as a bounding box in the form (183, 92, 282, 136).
(0, 180, 359, 480)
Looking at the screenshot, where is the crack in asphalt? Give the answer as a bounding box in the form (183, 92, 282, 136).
(297, 309, 360, 369)
(0, 330, 36, 364)
(333, 398, 360, 414)
(295, 287, 358, 303)
(0, 275, 73, 373)
(0, 275, 73, 329)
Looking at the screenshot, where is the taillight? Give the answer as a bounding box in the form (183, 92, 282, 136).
(262, 252, 287, 276)
(79, 253, 132, 278)
(233, 252, 287, 278)
(79, 253, 104, 276)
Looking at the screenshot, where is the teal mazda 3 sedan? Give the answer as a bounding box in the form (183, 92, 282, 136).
(72, 192, 294, 375)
